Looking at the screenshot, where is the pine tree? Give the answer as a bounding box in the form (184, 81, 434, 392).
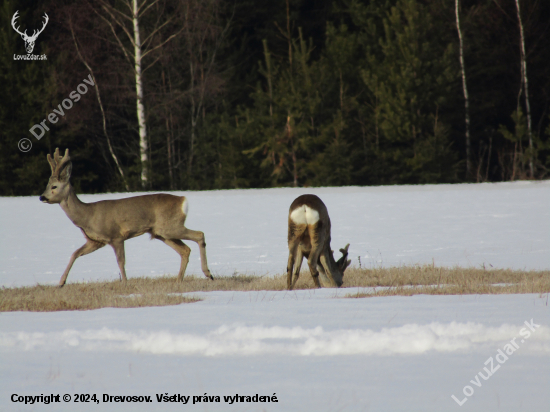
(358, 0, 458, 183)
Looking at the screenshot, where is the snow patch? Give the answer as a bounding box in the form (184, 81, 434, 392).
(2, 322, 548, 357)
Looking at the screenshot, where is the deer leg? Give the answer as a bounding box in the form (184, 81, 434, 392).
(290, 247, 304, 290)
(179, 228, 214, 280)
(110, 240, 127, 283)
(160, 239, 191, 281)
(306, 223, 324, 288)
(317, 260, 330, 286)
(307, 248, 323, 288)
(287, 241, 299, 290)
(59, 240, 105, 287)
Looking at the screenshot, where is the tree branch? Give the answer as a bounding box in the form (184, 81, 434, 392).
(69, 21, 130, 191)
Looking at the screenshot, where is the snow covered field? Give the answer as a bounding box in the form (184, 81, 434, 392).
(1, 181, 549, 411)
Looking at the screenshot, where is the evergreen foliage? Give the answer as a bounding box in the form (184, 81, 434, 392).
(1, 0, 549, 195)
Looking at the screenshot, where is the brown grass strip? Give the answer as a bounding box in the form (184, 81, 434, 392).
(344, 266, 550, 298)
(346, 280, 550, 298)
(1, 266, 548, 311)
(0, 278, 198, 312)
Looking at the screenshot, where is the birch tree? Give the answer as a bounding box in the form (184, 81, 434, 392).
(94, 0, 184, 187)
(455, 0, 471, 178)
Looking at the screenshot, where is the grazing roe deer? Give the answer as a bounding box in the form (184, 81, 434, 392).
(40, 148, 213, 286)
(287, 194, 351, 289)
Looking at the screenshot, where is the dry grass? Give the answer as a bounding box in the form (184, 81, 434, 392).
(343, 265, 550, 298)
(343, 265, 549, 287)
(0, 278, 198, 312)
(1, 266, 548, 312)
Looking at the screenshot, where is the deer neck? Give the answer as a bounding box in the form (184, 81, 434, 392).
(59, 186, 89, 227)
(325, 250, 340, 273)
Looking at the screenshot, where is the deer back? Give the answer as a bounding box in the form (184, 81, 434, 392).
(70, 194, 189, 243)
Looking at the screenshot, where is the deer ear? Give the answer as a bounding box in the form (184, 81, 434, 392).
(58, 161, 72, 182)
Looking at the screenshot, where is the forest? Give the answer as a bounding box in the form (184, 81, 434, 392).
(1, 0, 549, 195)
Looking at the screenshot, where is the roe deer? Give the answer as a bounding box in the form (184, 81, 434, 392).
(40, 148, 213, 286)
(286, 194, 351, 289)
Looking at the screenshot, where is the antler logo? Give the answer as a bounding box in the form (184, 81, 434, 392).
(11, 10, 49, 54)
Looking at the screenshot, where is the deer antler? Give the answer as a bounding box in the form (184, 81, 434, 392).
(339, 244, 350, 258)
(337, 243, 351, 271)
(47, 148, 71, 178)
(11, 11, 26, 37)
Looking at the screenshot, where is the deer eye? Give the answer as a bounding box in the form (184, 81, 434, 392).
(52, 186, 58, 190)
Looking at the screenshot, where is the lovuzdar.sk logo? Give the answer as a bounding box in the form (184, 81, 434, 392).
(11, 10, 48, 61)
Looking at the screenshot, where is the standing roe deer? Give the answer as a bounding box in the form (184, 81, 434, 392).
(40, 148, 213, 286)
(286, 194, 351, 289)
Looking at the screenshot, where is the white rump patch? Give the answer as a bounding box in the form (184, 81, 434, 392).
(290, 205, 319, 225)
(181, 198, 189, 216)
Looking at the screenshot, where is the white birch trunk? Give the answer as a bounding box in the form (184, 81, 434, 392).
(133, 0, 149, 187)
(514, 0, 534, 177)
(455, 0, 471, 178)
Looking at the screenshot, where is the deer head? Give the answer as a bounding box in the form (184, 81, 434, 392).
(318, 243, 351, 287)
(40, 148, 72, 204)
(11, 11, 49, 54)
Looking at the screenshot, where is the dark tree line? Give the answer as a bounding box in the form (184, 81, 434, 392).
(1, 0, 549, 195)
